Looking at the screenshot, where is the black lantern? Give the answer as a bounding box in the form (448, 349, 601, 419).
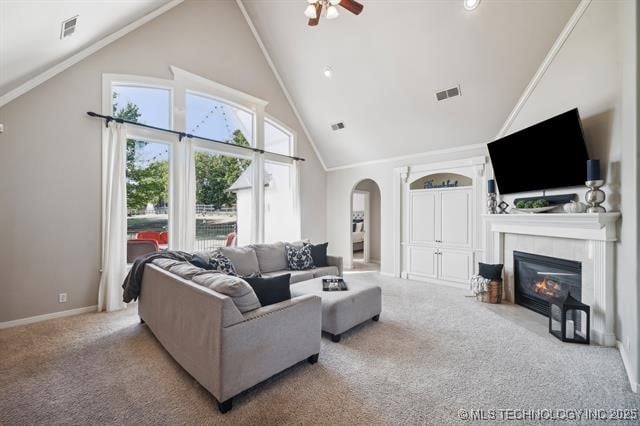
(549, 293, 590, 344)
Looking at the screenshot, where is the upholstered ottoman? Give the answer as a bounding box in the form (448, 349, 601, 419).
(291, 277, 381, 342)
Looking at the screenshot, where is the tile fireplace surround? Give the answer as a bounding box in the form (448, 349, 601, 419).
(482, 213, 621, 346)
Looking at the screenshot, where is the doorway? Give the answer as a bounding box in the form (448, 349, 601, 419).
(349, 179, 381, 272)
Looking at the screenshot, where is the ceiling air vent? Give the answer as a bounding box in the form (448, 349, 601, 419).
(435, 85, 461, 102)
(331, 122, 345, 131)
(60, 16, 78, 39)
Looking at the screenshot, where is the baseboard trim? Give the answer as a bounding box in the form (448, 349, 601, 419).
(0, 305, 98, 329)
(617, 340, 639, 393)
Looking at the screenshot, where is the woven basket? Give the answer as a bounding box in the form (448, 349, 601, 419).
(476, 280, 503, 304)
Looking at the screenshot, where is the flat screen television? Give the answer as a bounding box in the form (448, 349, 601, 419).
(487, 108, 589, 194)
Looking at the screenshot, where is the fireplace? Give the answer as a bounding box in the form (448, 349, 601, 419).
(513, 251, 582, 317)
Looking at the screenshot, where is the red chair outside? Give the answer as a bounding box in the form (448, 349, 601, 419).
(127, 239, 159, 263)
(225, 232, 236, 247)
(136, 231, 168, 245)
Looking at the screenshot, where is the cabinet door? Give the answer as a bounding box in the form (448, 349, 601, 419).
(438, 249, 473, 283)
(440, 189, 471, 248)
(410, 191, 438, 244)
(408, 246, 437, 279)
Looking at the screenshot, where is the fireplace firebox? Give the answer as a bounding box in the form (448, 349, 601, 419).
(513, 251, 582, 317)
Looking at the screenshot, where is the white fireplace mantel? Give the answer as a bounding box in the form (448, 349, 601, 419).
(482, 212, 621, 346)
(482, 213, 620, 242)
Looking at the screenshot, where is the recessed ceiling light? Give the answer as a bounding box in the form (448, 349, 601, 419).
(323, 67, 333, 78)
(464, 0, 480, 11)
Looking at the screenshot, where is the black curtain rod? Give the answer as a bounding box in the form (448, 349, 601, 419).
(86, 111, 305, 162)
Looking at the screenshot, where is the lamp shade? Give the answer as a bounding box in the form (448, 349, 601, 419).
(326, 5, 339, 19)
(304, 4, 317, 19)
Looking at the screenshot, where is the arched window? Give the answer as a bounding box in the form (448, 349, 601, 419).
(104, 68, 300, 262)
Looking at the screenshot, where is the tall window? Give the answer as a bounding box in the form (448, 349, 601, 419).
(194, 151, 253, 249)
(113, 85, 172, 254)
(264, 120, 298, 242)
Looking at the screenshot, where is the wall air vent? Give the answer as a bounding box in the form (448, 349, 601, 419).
(60, 16, 78, 39)
(331, 122, 345, 131)
(435, 85, 461, 101)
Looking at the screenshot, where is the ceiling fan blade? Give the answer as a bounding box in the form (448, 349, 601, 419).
(308, 2, 323, 26)
(340, 0, 364, 15)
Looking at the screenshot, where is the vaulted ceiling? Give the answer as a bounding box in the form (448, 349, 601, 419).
(0, 0, 174, 96)
(241, 0, 579, 168)
(1, 0, 579, 169)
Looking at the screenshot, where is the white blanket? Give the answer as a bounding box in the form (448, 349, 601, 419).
(469, 274, 491, 296)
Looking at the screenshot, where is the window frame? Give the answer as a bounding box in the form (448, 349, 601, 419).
(103, 68, 300, 256)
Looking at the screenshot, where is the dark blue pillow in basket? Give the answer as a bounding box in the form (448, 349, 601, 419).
(479, 263, 503, 281)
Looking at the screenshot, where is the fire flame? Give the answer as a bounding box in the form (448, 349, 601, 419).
(533, 277, 562, 298)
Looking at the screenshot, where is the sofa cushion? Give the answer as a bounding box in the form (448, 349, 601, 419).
(262, 270, 314, 283)
(167, 262, 205, 280)
(244, 274, 291, 307)
(151, 258, 183, 270)
(218, 246, 261, 277)
(251, 242, 287, 273)
(285, 243, 314, 271)
(192, 272, 261, 313)
(312, 266, 339, 278)
(309, 242, 329, 267)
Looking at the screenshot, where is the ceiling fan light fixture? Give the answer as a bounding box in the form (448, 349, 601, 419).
(304, 4, 318, 19)
(463, 0, 480, 11)
(323, 67, 333, 78)
(329, 0, 341, 5)
(326, 5, 339, 20)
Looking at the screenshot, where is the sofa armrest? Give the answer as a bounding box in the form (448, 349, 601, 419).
(219, 294, 322, 401)
(327, 255, 343, 276)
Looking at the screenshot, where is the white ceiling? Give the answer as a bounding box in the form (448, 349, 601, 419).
(0, 0, 174, 96)
(242, 0, 579, 168)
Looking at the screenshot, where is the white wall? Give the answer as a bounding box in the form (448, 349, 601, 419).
(500, 0, 638, 391)
(326, 145, 487, 274)
(352, 192, 366, 213)
(0, 0, 326, 322)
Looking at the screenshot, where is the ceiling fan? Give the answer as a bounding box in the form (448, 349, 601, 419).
(304, 0, 364, 27)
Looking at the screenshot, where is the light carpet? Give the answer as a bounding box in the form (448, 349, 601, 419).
(1, 273, 638, 425)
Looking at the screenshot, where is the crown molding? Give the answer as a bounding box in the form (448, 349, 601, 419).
(0, 0, 184, 108)
(495, 0, 592, 139)
(326, 142, 487, 172)
(235, 0, 328, 171)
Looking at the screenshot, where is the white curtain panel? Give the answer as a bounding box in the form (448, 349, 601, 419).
(98, 122, 127, 312)
(173, 139, 196, 251)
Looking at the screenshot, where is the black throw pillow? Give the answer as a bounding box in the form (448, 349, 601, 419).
(189, 254, 213, 270)
(309, 242, 329, 267)
(244, 274, 291, 307)
(479, 263, 504, 281)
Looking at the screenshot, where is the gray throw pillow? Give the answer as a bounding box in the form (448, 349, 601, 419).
(192, 272, 261, 313)
(250, 242, 288, 273)
(218, 246, 261, 277)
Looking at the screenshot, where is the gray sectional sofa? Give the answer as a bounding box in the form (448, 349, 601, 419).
(215, 241, 343, 283)
(138, 241, 342, 413)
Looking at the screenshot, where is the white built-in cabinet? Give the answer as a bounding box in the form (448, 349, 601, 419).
(397, 157, 486, 287)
